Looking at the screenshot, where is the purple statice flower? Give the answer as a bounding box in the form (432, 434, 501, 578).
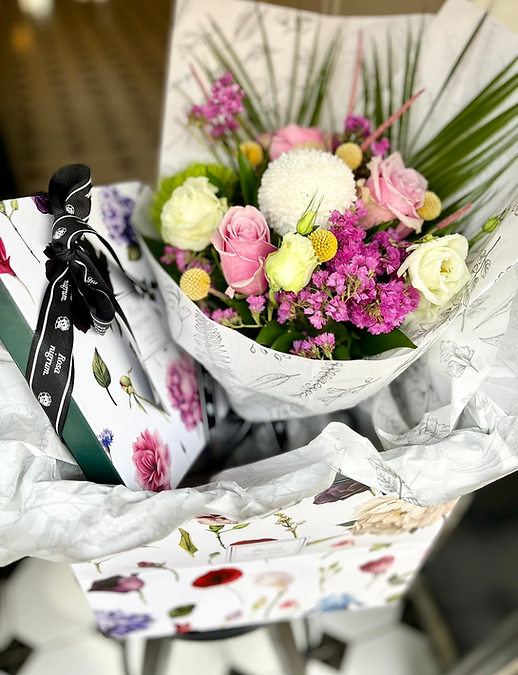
(31, 193, 52, 214)
(95, 610, 153, 638)
(97, 428, 114, 451)
(211, 307, 239, 327)
(99, 187, 137, 247)
(191, 70, 245, 138)
(292, 333, 335, 359)
(371, 137, 391, 157)
(246, 294, 266, 313)
(344, 115, 371, 136)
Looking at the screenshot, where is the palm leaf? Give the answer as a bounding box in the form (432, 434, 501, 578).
(285, 13, 302, 125)
(296, 20, 321, 124)
(409, 12, 488, 153)
(255, 3, 281, 128)
(307, 30, 342, 127)
(399, 17, 425, 157)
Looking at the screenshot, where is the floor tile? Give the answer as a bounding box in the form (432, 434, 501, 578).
(3, 559, 97, 649)
(20, 632, 124, 675)
(342, 624, 440, 675)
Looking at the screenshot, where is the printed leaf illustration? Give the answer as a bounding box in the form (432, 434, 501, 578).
(475, 292, 515, 329)
(231, 523, 250, 530)
(370, 543, 392, 552)
(249, 372, 299, 390)
(178, 528, 198, 557)
(439, 340, 477, 377)
(386, 593, 404, 603)
(479, 334, 504, 346)
(169, 604, 195, 618)
(92, 349, 117, 405)
(0, 201, 5, 213)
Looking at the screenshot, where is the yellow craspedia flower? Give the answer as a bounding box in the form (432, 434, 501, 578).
(335, 142, 363, 170)
(180, 268, 211, 301)
(239, 141, 264, 168)
(417, 191, 442, 221)
(308, 229, 338, 263)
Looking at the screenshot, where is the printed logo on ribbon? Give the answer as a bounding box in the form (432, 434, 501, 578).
(53, 228, 67, 240)
(37, 392, 52, 407)
(55, 316, 71, 331)
(65, 204, 75, 215)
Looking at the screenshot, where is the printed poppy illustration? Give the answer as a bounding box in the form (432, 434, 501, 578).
(192, 568, 243, 588)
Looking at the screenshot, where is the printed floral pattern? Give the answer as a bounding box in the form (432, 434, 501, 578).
(99, 187, 140, 258)
(192, 568, 243, 587)
(166, 358, 202, 431)
(95, 610, 153, 638)
(132, 428, 171, 492)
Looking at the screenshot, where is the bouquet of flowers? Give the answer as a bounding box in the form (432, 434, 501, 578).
(137, 0, 518, 423)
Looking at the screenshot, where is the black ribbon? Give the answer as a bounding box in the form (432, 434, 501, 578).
(26, 164, 133, 435)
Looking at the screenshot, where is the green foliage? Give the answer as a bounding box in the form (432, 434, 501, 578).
(357, 327, 416, 356)
(150, 164, 238, 232)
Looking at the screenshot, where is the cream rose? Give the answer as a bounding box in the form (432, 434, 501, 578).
(398, 234, 470, 317)
(161, 176, 228, 252)
(265, 232, 318, 293)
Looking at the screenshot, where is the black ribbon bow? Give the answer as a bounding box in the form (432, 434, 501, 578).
(26, 164, 132, 435)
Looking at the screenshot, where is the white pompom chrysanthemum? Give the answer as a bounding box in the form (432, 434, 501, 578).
(258, 149, 357, 236)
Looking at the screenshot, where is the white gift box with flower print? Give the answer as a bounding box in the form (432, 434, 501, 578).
(72, 473, 458, 637)
(0, 184, 207, 489)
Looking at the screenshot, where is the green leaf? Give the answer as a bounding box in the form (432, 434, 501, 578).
(231, 523, 250, 530)
(255, 4, 280, 128)
(209, 552, 221, 559)
(0, 201, 5, 214)
(256, 320, 286, 347)
(209, 525, 224, 532)
(386, 594, 404, 603)
(92, 348, 111, 388)
(370, 543, 392, 552)
(135, 397, 147, 414)
(178, 528, 198, 558)
(337, 520, 356, 528)
(359, 328, 416, 357)
(333, 344, 351, 361)
(237, 146, 258, 207)
(10, 199, 19, 212)
(285, 13, 302, 125)
(271, 331, 304, 353)
(169, 604, 195, 618)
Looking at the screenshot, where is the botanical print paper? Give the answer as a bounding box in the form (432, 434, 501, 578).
(73, 480, 456, 637)
(0, 185, 206, 489)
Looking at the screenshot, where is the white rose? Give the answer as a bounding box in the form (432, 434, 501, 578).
(265, 232, 318, 293)
(397, 234, 470, 318)
(161, 176, 228, 252)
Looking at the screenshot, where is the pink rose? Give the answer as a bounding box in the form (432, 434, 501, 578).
(132, 429, 171, 492)
(166, 358, 202, 431)
(359, 152, 427, 232)
(261, 123, 326, 161)
(211, 205, 276, 297)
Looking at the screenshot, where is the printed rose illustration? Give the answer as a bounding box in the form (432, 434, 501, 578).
(166, 358, 202, 431)
(351, 497, 459, 536)
(192, 568, 243, 588)
(132, 428, 172, 492)
(95, 610, 153, 638)
(360, 556, 395, 587)
(196, 515, 236, 526)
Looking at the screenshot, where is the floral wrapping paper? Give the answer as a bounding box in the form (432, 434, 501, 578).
(0, 185, 207, 490)
(73, 480, 458, 637)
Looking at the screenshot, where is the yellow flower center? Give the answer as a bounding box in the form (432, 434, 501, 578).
(308, 229, 338, 262)
(417, 191, 442, 221)
(335, 142, 363, 170)
(180, 268, 211, 301)
(239, 141, 264, 168)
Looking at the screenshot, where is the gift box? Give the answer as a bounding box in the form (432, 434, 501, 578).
(0, 176, 208, 489)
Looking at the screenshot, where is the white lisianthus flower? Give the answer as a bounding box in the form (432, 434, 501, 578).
(265, 232, 318, 293)
(258, 149, 357, 236)
(397, 233, 470, 318)
(161, 176, 228, 252)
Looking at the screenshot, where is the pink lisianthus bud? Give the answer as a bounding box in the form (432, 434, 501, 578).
(211, 205, 277, 297)
(260, 123, 326, 161)
(359, 152, 427, 233)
